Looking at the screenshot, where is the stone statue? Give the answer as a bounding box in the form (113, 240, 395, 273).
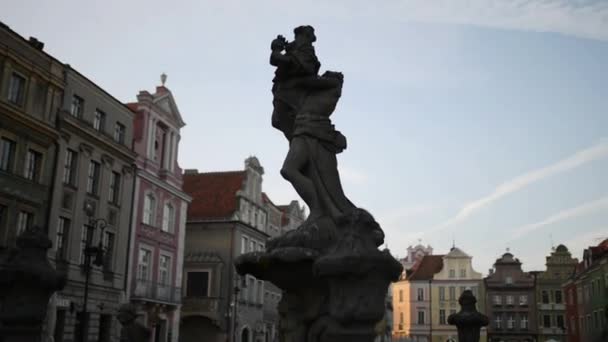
(117, 304, 151, 342)
(235, 26, 402, 342)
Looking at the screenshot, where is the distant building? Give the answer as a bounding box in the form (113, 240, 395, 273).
(47, 63, 137, 341)
(125, 80, 191, 342)
(430, 247, 485, 342)
(393, 254, 444, 342)
(533, 245, 578, 342)
(180, 157, 304, 342)
(484, 251, 537, 342)
(563, 238, 608, 342)
(399, 242, 433, 276)
(0, 22, 63, 250)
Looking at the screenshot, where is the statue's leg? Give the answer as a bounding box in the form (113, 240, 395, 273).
(280, 137, 321, 218)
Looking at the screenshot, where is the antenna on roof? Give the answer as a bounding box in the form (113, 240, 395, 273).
(451, 233, 455, 249)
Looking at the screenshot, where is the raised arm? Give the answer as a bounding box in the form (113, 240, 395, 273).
(270, 35, 291, 67)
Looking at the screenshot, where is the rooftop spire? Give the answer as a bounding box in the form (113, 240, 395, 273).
(161, 72, 167, 86)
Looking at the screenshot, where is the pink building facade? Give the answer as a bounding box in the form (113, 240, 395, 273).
(126, 78, 191, 342)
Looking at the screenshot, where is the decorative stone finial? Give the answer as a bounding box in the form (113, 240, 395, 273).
(161, 73, 167, 86)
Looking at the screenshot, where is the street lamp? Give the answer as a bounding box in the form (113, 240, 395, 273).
(231, 285, 241, 342)
(79, 201, 107, 342)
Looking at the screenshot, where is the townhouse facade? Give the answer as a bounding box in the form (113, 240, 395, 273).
(0, 22, 63, 250)
(484, 251, 537, 342)
(534, 245, 578, 342)
(180, 157, 304, 342)
(564, 238, 608, 342)
(125, 80, 191, 342)
(430, 247, 486, 342)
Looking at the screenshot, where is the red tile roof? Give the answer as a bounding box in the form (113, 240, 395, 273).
(406, 255, 444, 281)
(182, 171, 246, 220)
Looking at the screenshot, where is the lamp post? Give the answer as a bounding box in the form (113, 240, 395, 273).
(231, 285, 240, 342)
(80, 201, 107, 342)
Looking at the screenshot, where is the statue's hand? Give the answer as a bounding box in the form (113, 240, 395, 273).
(271, 35, 287, 51)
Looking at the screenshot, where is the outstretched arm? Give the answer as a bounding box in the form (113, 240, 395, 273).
(270, 35, 291, 67)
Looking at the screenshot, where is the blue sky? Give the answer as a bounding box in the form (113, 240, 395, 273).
(2, 0, 607, 273)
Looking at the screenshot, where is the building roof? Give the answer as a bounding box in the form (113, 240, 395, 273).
(182, 171, 246, 220)
(406, 255, 444, 281)
(446, 247, 470, 258)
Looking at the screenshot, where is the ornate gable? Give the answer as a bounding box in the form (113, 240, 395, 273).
(153, 90, 185, 128)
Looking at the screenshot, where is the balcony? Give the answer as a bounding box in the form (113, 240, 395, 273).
(132, 279, 181, 305)
(181, 296, 220, 321)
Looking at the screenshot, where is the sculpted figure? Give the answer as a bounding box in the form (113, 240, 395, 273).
(270, 26, 355, 221)
(117, 304, 151, 342)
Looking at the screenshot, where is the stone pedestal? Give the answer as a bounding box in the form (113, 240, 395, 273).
(447, 290, 489, 342)
(236, 209, 402, 342)
(0, 226, 66, 342)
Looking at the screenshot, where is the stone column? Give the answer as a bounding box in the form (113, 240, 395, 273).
(447, 290, 489, 342)
(0, 226, 66, 342)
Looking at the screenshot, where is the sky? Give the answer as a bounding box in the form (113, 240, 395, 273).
(2, 0, 607, 274)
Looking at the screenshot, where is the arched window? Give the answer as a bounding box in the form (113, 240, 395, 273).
(162, 203, 175, 232)
(143, 194, 156, 226)
(241, 327, 250, 342)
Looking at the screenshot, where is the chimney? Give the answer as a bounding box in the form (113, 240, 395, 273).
(28, 37, 44, 50)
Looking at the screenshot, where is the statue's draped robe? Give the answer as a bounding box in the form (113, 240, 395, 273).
(272, 42, 355, 220)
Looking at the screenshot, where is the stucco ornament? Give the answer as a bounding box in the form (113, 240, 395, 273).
(235, 26, 402, 342)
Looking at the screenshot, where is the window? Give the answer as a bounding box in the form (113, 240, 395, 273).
(507, 315, 514, 329)
(543, 315, 551, 328)
(0, 138, 16, 172)
(495, 315, 502, 329)
(557, 314, 565, 329)
(249, 240, 255, 253)
(521, 314, 528, 329)
(439, 287, 446, 301)
(519, 295, 528, 306)
(449, 286, 456, 300)
(417, 288, 424, 301)
(56, 217, 70, 259)
(93, 109, 105, 132)
(137, 248, 152, 280)
(257, 279, 264, 304)
(542, 290, 550, 304)
(143, 194, 156, 225)
(186, 271, 209, 297)
(79, 225, 93, 265)
(7, 72, 26, 105)
(505, 276, 513, 285)
(108, 172, 121, 205)
(439, 309, 446, 325)
(16, 211, 32, 236)
(493, 295, 502, 305)
(24, 149, 42, 182)
(417, 311, 425, 325)
(506, 295, 514, 305)
(103, 231, 114, 270)
(98, 314, 111, 342)
(63, 149, 78, 185)
(114, 122, 125, 144)
(460, 269, 466, 278)
(555, 290, 563, 304)
(399, 312, 404, 324)
(159, 255, 171, 285)
(86, 161, 100, 195)
(70, 95, 84, 117)
(249, 277, 256, 303)
(162, 203, 174, 232)
(399, 289, 403, 302)
(241, 236, 248, 254)
(449, 269, 455, 278)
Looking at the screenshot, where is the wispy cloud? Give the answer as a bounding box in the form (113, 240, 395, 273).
(433, 139, 608, 231)
(511, 196, 608, 240)
(392, 0, 608, 41)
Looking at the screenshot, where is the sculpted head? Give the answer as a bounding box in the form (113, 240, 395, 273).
(294, 25, 316, 44)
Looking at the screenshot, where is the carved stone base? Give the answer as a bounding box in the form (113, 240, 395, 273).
(235, 209, 402, 342)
